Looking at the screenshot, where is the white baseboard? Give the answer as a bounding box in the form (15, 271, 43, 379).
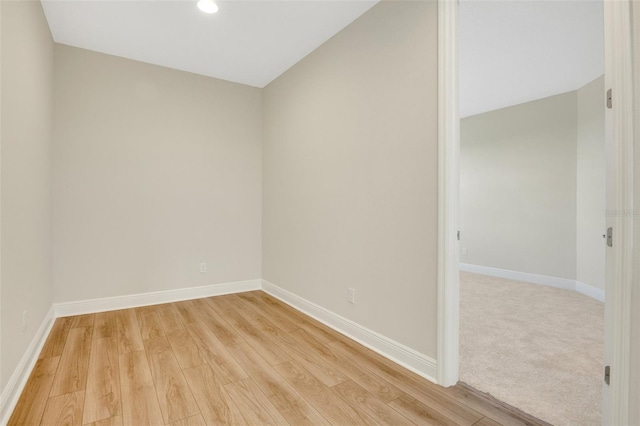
(459, 263, 575, 290)
(0, 306, 56, 426)
(54, 279, 261, 317)
(575, 281, 605, 303)
(261, 280, 438, 384)
(460, 263, 605, 303)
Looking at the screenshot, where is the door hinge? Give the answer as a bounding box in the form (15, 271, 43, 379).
(604, 365, 610, 385)
(607, 89, 613, 109)
(457, 231, 460, 241)
(607, 227, 613, 247)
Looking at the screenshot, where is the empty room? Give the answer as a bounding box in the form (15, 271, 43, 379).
(1, 1, 639, 426)
(457, 1, 605, 425)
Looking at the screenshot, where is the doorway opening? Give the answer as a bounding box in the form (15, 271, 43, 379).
(456, 2, 605, 423)
(434, 0, 640, 424)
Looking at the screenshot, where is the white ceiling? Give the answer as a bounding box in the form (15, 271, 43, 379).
(460, 0, 604, 118)
(43, 0, 604, 113)
(42, 0, 379, 88)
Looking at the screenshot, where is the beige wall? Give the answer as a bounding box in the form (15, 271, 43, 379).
(52, 45, 262, 303)
(460, 77, 605, 287)
(631, 2, 640, 423)
(460, 92, 578, 280)
(0, 0, 3, 391)
(576, 76, 606, 291)
(262, 1, 438, 357)
(1, 0, 54, 390)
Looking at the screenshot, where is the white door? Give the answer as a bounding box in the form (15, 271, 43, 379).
(602, 1, 635, 424)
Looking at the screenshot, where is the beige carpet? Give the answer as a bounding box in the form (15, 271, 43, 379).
(460, 271, 604, 426)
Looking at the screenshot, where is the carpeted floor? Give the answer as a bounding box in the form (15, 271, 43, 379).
(460, 271, 604, 426)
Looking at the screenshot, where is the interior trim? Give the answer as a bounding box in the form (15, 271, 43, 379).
(437, 0, 460, 388)
(603, 0, 635, 422)
(460, 263, 605, 303)
(54, 279, 262, 317)
(0, 306, 55, 426)
(262, 279, 438, 384)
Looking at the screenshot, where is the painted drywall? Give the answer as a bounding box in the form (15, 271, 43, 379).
(52, 45, 262, 303)
(631, 2, 640, 423)
(460, 91, 578, 280)
(1, 0, 54, 390)
(0, 0, 3, 392)
(262, 1, 438, 357)
(576, 76, 606, 291)
(460, 77, 605, 286)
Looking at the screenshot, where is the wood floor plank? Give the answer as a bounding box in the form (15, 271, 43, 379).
(227, 294, 290, 341)
(388, 394, 462, 426)
(69, 314, 95, 329)
(290, 328, 403, 402)
(183, 364, 247, 425)
(273, 360, 370, 425)
(143, 336, 200, 424)
(225, 342, 292, 398)
(168, 414, 207, 426)
(329, 339, 484, 426)
(474, 417, 503, 426)
(205, 295, 292, 365)
(252, 292, 341, 344)
(85, 415, 123, 426)
(277, 330, 348, 387)
(189, 298, 243, 346)
(39, 318, 72, 359)
(332, 380, 414, 426)
(173, 300, 201, 325)
(136, 309, 165, 341)
(8, 357, 60, 426)
(157, 304, 185, 334)
(166, 329, 207, 369)
(135, 304, 160, 315)
(50, 326, 93, 397)
(94, 312, 118, 339)
(83, 336, 121, 424)
(226, 343, 329, 425)
(225, 378, 289, 426)
(118, 351, 164, 426)
(40, 390, 85, 426)
(268, 390, 331, 426)
(295, 316, 343, 345)
(185, 321, 248, 384)
(234, 292, 300, 333)
(116, 310, 144, 355)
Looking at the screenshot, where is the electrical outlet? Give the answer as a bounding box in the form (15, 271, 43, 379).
(462, 247, 468, 257)
(347, 288, 355, 304)
(22, 310, 28, 333)
(200, 262, 207, 273)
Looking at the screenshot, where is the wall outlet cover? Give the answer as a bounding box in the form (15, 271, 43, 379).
(347, 287, 355, 304)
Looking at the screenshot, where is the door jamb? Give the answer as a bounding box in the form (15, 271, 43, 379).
(437, 0, 460, 388)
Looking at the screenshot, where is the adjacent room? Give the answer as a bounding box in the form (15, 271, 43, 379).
(458, 1, 605, 425)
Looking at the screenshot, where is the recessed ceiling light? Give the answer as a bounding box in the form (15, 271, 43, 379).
(197, 0, 219, 14)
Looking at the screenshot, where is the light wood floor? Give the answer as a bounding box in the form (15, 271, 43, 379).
(9, 291, 545, 426)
